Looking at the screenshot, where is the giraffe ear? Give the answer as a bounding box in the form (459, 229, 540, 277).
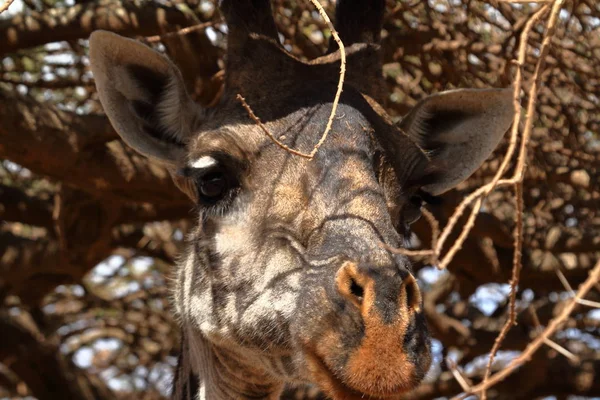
(400, 88, 514, 195)
(89, 30, 201, 165)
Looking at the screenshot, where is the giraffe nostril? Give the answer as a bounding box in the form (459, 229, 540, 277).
(335, 262, 368, 308)
(404, 274, 422, 312)
(349, 277, 364, 302)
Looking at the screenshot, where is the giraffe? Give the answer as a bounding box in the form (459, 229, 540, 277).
(88, 0, 513, 398)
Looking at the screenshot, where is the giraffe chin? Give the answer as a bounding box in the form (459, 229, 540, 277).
(303, 347, 422, 400)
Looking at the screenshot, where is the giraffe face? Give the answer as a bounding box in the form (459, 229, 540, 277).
(173, 99, 432, 398)
(89, 2, 513, 396)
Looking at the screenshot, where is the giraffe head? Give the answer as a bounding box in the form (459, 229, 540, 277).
(89, 1, 513, 398)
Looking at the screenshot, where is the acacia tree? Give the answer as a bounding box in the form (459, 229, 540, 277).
(0, 0, 599, 399)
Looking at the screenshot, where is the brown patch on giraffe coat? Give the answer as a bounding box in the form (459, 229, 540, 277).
(338, 157, 375, 192)
(272, 183, 310, 222)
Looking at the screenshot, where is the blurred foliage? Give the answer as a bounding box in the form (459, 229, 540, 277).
(0, 0, 599, 399)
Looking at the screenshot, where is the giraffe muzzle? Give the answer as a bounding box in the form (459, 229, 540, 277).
(302, 261, 431, 399)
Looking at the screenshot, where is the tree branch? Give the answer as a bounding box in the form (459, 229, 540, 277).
(0, 89, 187, 205)
(0, 184, 53, 229)
(0, 0, 199, 56)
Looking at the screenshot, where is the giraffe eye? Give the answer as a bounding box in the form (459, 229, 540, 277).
(180, 155, 241, 208)
(198, 170, 229, 200)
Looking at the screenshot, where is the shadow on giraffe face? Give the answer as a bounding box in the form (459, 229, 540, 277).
(89, 1, 514, 398)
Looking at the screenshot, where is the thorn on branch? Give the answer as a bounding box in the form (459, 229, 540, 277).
(446, 357, 473, 393)
(557, 268, 600, 308)
(543, 338, 580, 363)
(528, 305, 580, 362)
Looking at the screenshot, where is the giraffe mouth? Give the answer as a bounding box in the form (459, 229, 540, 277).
(303, 346, 411, 400)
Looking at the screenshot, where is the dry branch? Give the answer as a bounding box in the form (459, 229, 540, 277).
(0, 89, 187, 205)
(451, 259, 600, 399)
(479, 2, 565, 396)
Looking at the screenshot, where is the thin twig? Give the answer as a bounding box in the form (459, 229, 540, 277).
(145, 22, 218, 43)
(575, 298, 600, 309)
(556, 268, 575, 294)
(0, 0, 15, 13)
(434, 181, 509, 262)
(238, 0, 346, 160)
(530, 305, 580, 362)
(382, 243, 434, 257)
(446, 358, 472, 393)
(305, 0, 346, 158)
(543, 338, 580, 363)
(480, 181, 525, 400)
(513, 1, 564, 182)
(528, 305, 542, 330)
(422, 208, 440, 251)
(437, 197, 483, 270)
(557, 268, 600, 308)
(381, 208, 439, 260)
(237, 95, 315, 159)
(389, 177, 515, 263)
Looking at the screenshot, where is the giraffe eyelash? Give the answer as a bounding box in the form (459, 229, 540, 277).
(194, 186, 241, 218)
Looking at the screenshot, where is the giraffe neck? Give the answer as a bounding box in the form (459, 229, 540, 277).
(173, 327, 283, 400)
